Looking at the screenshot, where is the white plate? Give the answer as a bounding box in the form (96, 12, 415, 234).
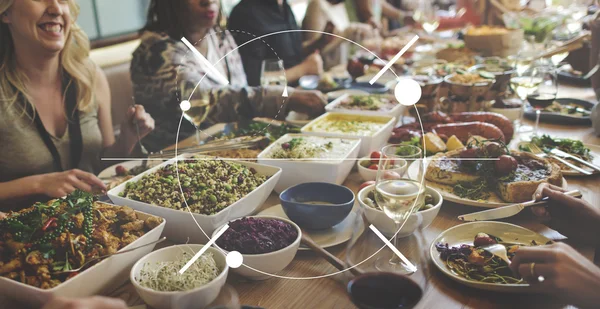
(516, 142, 600, 176)
(98, 160, 146, 180)
(258, 204, 365, 250)
(425, 178, 568, 208)
(412, 159, 569, 208)
(0, 205, 165, 308)
(286, 111, 312, 127)
(430, 221, 552, 293)
(108, 154, 281, 243)
(327, 89, 368, 101)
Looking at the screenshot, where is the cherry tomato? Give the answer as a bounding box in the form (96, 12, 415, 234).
(359, 181, 376, 191)
(495, 155, 518, 176)
(368, 164, 379, 170)
(484, 142, 507, 158)
(115, 165, 128, 176)
(370, 151, 382, 163)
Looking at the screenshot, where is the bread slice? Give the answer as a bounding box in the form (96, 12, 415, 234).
(425, 149, 481, 185)
(495, 151, 563, 203)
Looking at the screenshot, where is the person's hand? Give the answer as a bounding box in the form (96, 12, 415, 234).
(300, 52, 324, 76)
(530, 183, 600, 245)
(510, 242, 600, 308)
(318, 21, 336, 45)
(344, 23, 378, 43)
(42, 296, 127, 309)
(287, 90, 326, 118)
(121, 105, 155, 141)
(34, 170, 106, 198)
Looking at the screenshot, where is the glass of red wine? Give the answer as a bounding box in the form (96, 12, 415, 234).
(526, 64, 558, 137)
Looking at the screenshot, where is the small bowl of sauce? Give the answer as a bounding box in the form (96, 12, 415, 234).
(279, 182, 355, 230)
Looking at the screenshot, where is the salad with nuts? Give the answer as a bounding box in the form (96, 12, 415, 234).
(119, 158, 269, 215)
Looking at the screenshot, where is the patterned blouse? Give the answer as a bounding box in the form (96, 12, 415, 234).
(130, 29, 287, 152)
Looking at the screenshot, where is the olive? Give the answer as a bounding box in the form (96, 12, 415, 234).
(484, 142, 507, 158)
(460, 147, 480, 159)
(495, 155, 518, 176)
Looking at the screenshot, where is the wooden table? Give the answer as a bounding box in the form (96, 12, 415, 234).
(3, 85, 597, 309)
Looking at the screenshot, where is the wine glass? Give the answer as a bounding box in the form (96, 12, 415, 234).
(261, 59, 286, 86)
(510, 63, 544, 133)
(374, 145, 425, 274)
(413, 0, 440, 35)
(179, 81, 211, 144)
(527, 65, 558, 137)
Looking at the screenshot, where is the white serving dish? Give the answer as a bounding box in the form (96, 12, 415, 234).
(130, 244, 228, 309)
(257, 134, 361, 193)
(0, 206, 165, 308)
(301, 112, 396, 157)
(108, 155, 282, 243)
(430, 221, 552, 292)
(356, 156, 407, 182)
(212, 216, 301, 280)
(325, 93, 405, 120)
(358, 185, 442, 238)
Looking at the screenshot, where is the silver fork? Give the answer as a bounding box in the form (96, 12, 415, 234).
(549, 148, 600, 172)
(529, 143, 592, 175)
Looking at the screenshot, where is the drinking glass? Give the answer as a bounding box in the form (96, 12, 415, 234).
(374, 145, 425, 274)
(413, 0, 440, 35)
(510, 63, 544, 133)
(527, 65, 558, 137)
(261, 59, 286, 86)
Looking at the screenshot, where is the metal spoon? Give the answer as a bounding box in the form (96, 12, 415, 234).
(52, 237, 166, 275)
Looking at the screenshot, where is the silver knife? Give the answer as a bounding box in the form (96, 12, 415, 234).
(548, 153, 593, 175)
(458, 190, 582, 222)
(550, 148, 600, 172)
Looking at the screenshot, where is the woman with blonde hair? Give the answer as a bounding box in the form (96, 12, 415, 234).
(0, 0, 154, 209)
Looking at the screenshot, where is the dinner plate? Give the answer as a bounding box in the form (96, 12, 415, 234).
(349, 81, 390, 94)
(425, 178, 568, 208)
(257, 204, 365, 250)
(516, 142, 600, 176)
(411, 159, 568, 208)
(98, 160, 148, 181)
(523, 98, 594, 125)
(430, 221, 552, 293)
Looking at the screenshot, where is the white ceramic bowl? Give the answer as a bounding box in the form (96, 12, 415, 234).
(489, 107, 521, 122)
(257, 134, 361, 193)
(0, 206, 165, 308)
(108, 154, 282, 243)
(212, 216, 301, 280)
(325, 93, 406, 120)
(130, 244, 228, 309)
(356, 156, 408, 182)
(358, 185, 442, 238)
(301, 112, 396, 157)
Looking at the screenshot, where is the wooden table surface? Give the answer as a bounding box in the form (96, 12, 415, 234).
(3, 85, 598, 309)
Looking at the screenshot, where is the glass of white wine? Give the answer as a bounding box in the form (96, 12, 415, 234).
(261, 59, 286, 86)
(374, 145, 425, 274)
(413, 0, 440, 35)
(510, 63, 544, 133)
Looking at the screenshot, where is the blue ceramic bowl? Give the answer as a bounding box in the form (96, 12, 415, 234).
(279, 182, 355, 230)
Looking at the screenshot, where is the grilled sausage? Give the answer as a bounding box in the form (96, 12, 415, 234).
(449, 112, 514, 143)
(432, 122, 505, 144)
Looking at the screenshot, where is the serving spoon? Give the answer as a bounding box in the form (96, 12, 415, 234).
(51, 237, 166, 275)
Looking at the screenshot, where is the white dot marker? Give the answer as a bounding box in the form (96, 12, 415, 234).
(180, 100, 191, 111)
(394, 78, 422, 106)
(226, 251, 243, 268)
